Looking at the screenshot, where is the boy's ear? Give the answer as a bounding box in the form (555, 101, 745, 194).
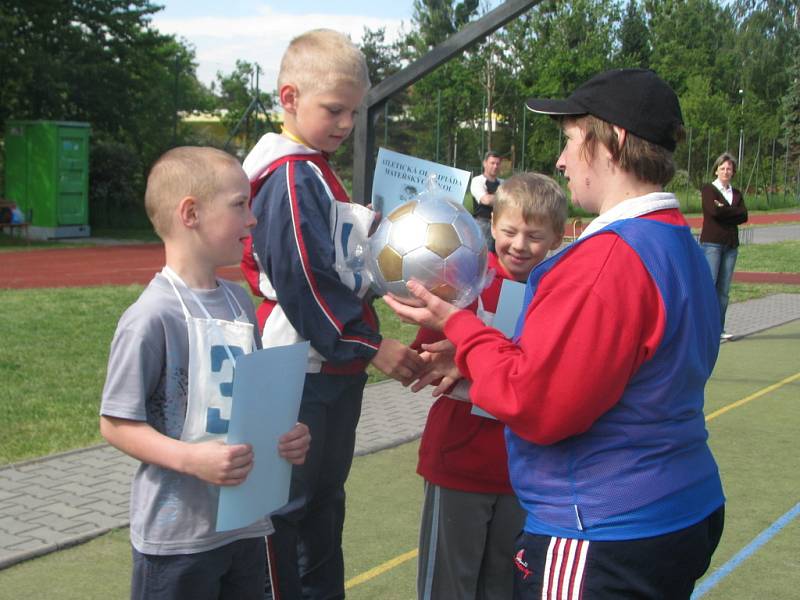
(177, 196, 200, 228)
(550, 232, 565, 250)
(280, 84, 300, 113)
(612, 125, 627, 150)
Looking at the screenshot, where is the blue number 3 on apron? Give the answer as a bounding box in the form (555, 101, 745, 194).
(162, 267, 256, 443)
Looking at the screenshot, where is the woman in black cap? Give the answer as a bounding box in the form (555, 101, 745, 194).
(385, 69, 725, 599)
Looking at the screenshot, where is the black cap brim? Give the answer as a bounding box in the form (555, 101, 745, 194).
(525, 97, 587, 116)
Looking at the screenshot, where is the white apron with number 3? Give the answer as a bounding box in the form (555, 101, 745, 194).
(162, 267, 255, 443)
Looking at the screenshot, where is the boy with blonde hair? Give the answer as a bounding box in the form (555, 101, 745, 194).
(414, 173, 566, 600)
(240, 29, 423, 599)
(100, 146, 311, 600)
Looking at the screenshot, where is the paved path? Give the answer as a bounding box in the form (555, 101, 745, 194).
(1, 294, 799, 570)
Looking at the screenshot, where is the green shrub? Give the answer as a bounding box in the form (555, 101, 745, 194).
(89, 141, 149, 229)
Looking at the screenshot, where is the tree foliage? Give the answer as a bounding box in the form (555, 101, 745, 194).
(2, 0, 797, 211)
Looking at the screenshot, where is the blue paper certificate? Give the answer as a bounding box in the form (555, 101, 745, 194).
(216, 341, 309, 532)
(471, 279, 526, 420)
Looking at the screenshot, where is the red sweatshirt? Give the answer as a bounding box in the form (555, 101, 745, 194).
(443, 210, 686, 446)
(415, 252, 517, 494)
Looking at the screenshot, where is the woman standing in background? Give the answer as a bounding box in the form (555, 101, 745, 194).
(700, 152, 748, 340)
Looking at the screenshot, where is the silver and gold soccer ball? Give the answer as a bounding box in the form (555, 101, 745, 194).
(366, 196, 488, 307)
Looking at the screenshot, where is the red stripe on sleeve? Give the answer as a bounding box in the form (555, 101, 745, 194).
(286, 161, 344, 334)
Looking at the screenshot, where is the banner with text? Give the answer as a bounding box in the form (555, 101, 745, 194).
(372, 148, 471, 217)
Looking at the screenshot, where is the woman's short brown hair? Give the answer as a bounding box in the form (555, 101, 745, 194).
(569, 115, 685, 186)
(712, 152, 737, 177)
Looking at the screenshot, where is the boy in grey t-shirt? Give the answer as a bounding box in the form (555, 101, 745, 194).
(100, 147, 310, 599)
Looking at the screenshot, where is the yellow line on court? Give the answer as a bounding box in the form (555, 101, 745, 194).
(346, 371, 800, 591)
(706, 371, 800, 422)
(345, 548, 418, 590)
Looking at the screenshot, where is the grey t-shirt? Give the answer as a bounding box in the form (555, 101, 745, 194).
(100, 272, 272, 555)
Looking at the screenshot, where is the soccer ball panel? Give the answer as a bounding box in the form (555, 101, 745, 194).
(426, 223, 462, 259)
(413, 197, 460, 224)
(387, 213, 428, 255)
(388, 200, 418, 221)
(444, 245, 484, 290)
(429, 283, 459, 302)
(452, 212, 484, 252)
(377, 246, 404, 282)
(402, 246, 446, 284)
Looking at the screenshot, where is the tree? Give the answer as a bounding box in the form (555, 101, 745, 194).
(214, 60, 275, 153)
(645, 0, 734, 96)
(0, 0, 216, 226)
(617, 0, 651, 68)
(403, 0, 481, 165)
(0, 0, 211, 162)
(781, 46, 800, 168)
(497, 0, 618, 173)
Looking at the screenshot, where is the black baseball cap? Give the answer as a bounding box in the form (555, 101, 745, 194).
(526, 69, 683, 152)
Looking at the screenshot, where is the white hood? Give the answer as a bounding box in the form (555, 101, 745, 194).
(242, 133, 319, 180)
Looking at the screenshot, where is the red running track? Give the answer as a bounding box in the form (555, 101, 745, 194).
(0, 244, 243, 289)
(1, 209, 798, 290)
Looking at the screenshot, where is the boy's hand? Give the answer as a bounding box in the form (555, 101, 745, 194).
(371, 338, 425, 386)
(278, 423, 311, 465)
(412, 339, 462, 395)
(184, 441, 254, 486)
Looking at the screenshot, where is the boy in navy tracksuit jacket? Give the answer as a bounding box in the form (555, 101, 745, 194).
(240, 29, 422, 600)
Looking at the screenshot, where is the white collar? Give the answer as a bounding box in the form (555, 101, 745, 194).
(242, 132, 318, 180)
(580, 192, 680, 239)
(712, 178, 731, 192)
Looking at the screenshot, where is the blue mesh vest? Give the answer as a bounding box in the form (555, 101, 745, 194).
(507, 217, 725, 540)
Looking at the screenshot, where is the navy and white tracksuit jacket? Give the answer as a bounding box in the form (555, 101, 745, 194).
(241, 133, 380, 374)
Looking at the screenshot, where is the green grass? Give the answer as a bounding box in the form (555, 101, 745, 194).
(0, 322, 798, 598)
(0, 441, 424, 600)
(0, 239, 794, 464)
(673, 189, 800, 213)
(735, 240, 800, 273)
(0, 234, 92, 252)
(0, 285, 144, 463)
(697, 320, 800, 600)
(0, 286, 416, 465)
(91, 227, 159, 242)
(729, 283, 800, 303)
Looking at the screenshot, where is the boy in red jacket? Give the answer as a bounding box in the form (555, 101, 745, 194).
(414, 173, 566, 600)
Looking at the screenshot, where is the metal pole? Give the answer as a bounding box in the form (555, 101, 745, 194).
(481, 92, 486, 159)
(770, 137, 776, 195)
(254, 65, 261, 140)
(686, 128, 693, 211)
(173, 54, 180, 143)
(738, 89, 744, 167)
(436, 89, 441, 162)
(384, 100, 389, 147)
(784, 134, 790, 203)
(352, 0, 543, 204)
(705, 132, 712, 181)
(556, 128, 562, 177)
(520, 105, 527, 171)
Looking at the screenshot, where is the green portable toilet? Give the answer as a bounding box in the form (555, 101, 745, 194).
(4, 120, 91, 239)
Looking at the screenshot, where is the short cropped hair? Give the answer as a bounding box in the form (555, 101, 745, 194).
(278, 29, 370, 95)
(569, 115, 685, 186)
(712, 152, 737, 176)
(494, 173, 568, 236)
(484, 150, 501, 161)
(144, 146, 240, 238)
